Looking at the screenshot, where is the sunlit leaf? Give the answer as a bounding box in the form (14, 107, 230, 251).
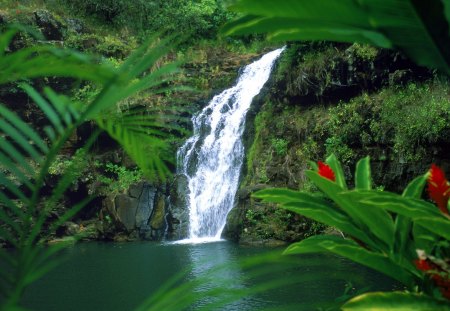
(342, 291, 450, 310)
(284, 235, 416, 285)
(326, 154, 347, 190)
(355, 156, 371, 190)
(254, 188, 374, 247)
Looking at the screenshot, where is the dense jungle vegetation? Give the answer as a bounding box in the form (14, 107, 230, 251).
(1, 0, 450, 310)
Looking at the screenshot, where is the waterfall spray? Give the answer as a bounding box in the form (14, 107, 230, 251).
(177, 48, 284, 242)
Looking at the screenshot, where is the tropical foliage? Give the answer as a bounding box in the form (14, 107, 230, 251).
(223, 0, 450, 75)
(62, 0, 233, 40)
(0, 26, 182, 309)
(254, 155, 450, 309)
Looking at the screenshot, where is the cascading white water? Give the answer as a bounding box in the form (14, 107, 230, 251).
(177, 48, 284, 242)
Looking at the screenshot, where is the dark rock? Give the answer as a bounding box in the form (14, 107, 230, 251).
(168, 174, 190, 239)
(34, 10, 63, 41)
(115, 194, 138, 231)
(135, 183, 156, 228)
(129, 182, 144, 198)
(63, 221, 80, 236)
(79, 223, 99, 240)
(222, 206, 244, 242)
(150, 195, 166, 230)
(139, 224, 152, 240)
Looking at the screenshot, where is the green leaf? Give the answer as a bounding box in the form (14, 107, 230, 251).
(0, 105, 48, 154)
(96, 113, 176, 180)
(0, 136, 34, 173)
(413, 223, 437, 254)
(0, 45, 118, 85)
(403, 174, 427, 198)
(0, 118, 42, 161)
(0, 208, 21, 235)
(415, 217, 450, 240)
(308, 173, 395, 250)
(355, 156, 372, 190)
(0, 28, 18, 57)
(0, 226, 18, 247)
(24, 260, 61, 287)
(0, 191, 26, 221)
(342, 291, 450, 310)
(0, 150, 33, 190)
(284, 235, 415, 286)
(21, 84, 64, 135)
(224, 0, 450, 75)
(394, 174, 427, 258)
(44, 88, 75, 127)
(0, 172, 28, 202)
(354, 191, 443, 219)
(308, 160, 318, 171)
(254, 188, 374, 246)
(325, 154, 347, 190)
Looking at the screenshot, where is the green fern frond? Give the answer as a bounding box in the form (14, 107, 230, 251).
(0, 24, 186, 308)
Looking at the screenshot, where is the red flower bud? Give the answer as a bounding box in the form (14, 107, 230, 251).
(414, 259, 434, 272)
(427, 164, 450, 215)
(318, 161, 335, 182)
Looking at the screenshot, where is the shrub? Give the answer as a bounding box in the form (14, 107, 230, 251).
(63, 0, 234, 40)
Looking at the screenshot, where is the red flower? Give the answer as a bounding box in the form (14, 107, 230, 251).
(427, 164, 450, 215)
(318, 161, 335, 182)
(414, 259, 434, 272)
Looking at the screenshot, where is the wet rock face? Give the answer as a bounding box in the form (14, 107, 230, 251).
(115, 194, 139, 231)
(102, 182, 170, 241)
(167, 174, 190, 239)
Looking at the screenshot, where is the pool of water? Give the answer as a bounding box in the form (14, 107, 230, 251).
(21, 241, 399, 311)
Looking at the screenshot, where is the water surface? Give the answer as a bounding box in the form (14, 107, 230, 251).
(22, 241, 398, 310)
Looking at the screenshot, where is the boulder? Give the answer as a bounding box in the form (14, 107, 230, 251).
(34, 10, 63, 41)
(168, 174, 190, 239)
(134, 183, 156, 229)
(115, 194, 138, 231)
(62, 221, 80, 236)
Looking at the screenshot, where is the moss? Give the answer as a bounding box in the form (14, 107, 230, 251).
(65, 33, 135, 58)
(347, 43, 379, 61)
(244, 78, 450, 193)
(150, 196, 166, 230)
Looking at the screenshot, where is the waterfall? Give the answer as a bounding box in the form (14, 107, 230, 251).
(177, 47, 284, 242)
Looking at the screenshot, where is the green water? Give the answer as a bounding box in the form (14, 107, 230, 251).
(21, 241, 398, 310)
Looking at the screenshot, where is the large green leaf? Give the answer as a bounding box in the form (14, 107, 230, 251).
(394, 174, 428, 258)
(254, 188, 374, 247)
(348, 191, 443, 219)
(342, 291, 450, 310)
(223, 0, 450, 75)
(402, 174, 427, 198)
(307, 172, 395, 250)
(326, 154, 347, 190)
(415, 217, 450, 240)
(355, 156, 372, 190)
(284, 235, 415, 285)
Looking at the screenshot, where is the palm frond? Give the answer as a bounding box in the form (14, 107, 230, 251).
(223, 0, 450, 75)
(0, 23, 187, 308)
(0, 28, 119, 85)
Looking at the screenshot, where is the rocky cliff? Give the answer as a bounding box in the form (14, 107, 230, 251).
(223, 42, 450, 245)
